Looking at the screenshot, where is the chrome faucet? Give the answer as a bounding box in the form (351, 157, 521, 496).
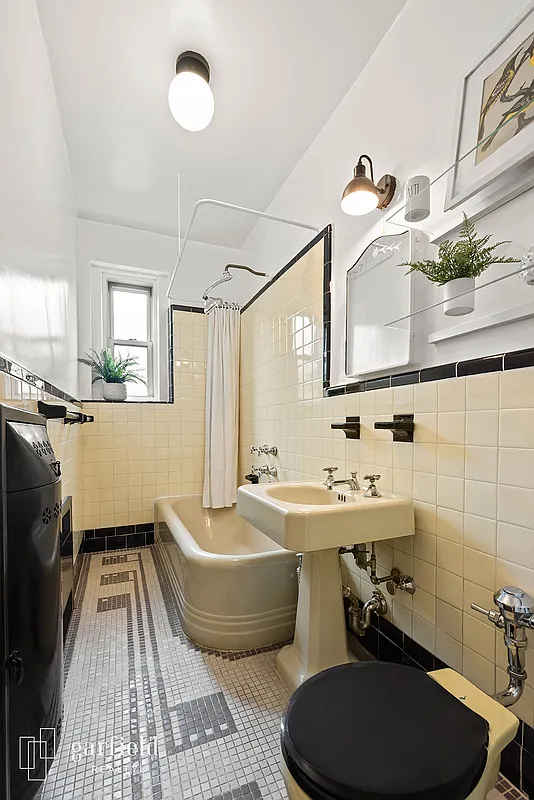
(322, 467, 360, 491)
(472, 586, 534, 707)
(258, 465, 277, 478)
(251, 445, 278, 456)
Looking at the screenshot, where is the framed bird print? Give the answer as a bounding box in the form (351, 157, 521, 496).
(445, 3, 534, 213)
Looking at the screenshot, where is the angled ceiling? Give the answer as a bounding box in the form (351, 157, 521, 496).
(37, 0, 406, 248)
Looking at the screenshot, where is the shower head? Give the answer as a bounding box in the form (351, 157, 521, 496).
(202, 264, 270, 302)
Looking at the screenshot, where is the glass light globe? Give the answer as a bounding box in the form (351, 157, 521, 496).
(340, 188, 379, 216)
(168, 71, 214, 132)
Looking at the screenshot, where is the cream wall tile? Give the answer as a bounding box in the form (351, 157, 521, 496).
(497, 522, 534, 570)
(413, 472, 437, 503)
(413, 529, 437, 563)
(413, 443, 437, 474)
(465, 446, 498, 483)
(500, 409, 534, 449)
(498, 484, 534, 529)
(437, 476, 464, 512)
(436, 630, 463, 672)
(463, 548, 495, 591)
(438, 413, 465, 445)
(437, 445, 465, 478)
(438, 378, 466, 412)
(463, 514, 496, 555)
(414, 590, 436, 625)
(437, 539, 463, 577)
(436, 506, 463, 543)
(501, 368, 534, 409)
(462, 613, 496, 662)
(496, 559, 534, 596)
(414, 382, 437, 413)
(413, 558, 436, 593)
(462, 647, 495, 695)
(466, 373, 500, 411)
(499, 448, 534, 489)
(465, 411, 499, 447)
(413, 614, 436, 653)
(436, 571, 463, 610)
(437, 597, 463, 638)
(464, 480, 497, 520)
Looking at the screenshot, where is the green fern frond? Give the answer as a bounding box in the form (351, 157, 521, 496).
(78, 347, 147, 385)
(400, 214, 520, 285)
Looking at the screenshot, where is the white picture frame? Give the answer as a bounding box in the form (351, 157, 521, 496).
(445, 2, 534, 214)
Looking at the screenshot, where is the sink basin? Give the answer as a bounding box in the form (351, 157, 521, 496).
(265, 483, 357, 506)
(237, 481, 414, 552)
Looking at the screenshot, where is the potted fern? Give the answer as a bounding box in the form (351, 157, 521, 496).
(79, 348, 147, 401)
(401, 214, 519, 316)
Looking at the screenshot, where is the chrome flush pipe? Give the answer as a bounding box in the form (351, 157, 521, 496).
(471, 586, 534, 708)
(342, 585, 387, 636)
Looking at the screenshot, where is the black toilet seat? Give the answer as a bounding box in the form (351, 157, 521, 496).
(282, 662, 489, 800)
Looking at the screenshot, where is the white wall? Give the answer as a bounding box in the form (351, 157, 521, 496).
(243, 0, 534, 387)
(0, 0, 78, 397)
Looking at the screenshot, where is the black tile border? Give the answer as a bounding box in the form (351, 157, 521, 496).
(325, 349, 534, 397)
(0, 354, 80, 405)
(346, 606, 534, 793)
(81, 523, 155, 554)
(241, 225, 332, 314)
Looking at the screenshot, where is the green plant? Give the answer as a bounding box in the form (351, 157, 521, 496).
(400, 214, 520, 285)
(79, 348, 147, 385)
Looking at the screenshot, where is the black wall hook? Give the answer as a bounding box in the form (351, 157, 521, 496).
(38, 401, 94, 425)
(331, 416, 361, 440)
(374, 414, 414, 442)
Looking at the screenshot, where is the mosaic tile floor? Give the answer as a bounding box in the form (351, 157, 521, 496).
(41, 547, 290, 800)
(39, 546, 527, 800)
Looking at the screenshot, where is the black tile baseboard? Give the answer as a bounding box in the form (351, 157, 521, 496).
(82, 523, 155, 554)
(346, 607, 534, 794)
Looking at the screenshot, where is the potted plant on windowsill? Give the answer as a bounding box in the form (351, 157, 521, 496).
(79, 348, 147, 401)
(400, 214, 520, 316)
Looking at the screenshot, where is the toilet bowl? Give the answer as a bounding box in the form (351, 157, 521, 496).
(281, 662, 518, 800)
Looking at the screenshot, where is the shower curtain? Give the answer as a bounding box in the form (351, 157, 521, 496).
(202, 305, 241, 508)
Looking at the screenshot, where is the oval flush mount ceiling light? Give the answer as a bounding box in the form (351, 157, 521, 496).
(341, 155, 396, 216)
(168, 51, 214, 132)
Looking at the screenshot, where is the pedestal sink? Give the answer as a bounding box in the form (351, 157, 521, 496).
(237, 481, 414, 691)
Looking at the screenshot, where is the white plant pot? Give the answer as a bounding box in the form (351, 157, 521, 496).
(441, 277, 475, 317)
(102, 382, 127, 402)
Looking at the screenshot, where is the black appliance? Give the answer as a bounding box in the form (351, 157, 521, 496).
(60, 496, 74, 640)
(0, 404, 63, 800)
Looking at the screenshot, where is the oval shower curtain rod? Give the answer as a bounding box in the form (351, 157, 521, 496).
(166, 198, 321, 299)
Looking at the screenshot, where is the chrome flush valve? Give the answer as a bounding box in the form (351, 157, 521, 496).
(471, 586, 534, 707)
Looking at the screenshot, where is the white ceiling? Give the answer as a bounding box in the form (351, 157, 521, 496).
(37, 0, 406, 248)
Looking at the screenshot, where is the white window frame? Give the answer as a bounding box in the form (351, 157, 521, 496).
(87, 262, 169, 402)
(107, 281, 154, 400)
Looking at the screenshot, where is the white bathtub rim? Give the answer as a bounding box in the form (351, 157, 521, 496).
(155, 495, 295, 563)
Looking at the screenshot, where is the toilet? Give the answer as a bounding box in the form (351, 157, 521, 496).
(281, 661, 518, 800)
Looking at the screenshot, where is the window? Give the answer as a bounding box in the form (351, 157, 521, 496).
(108, 282, 153, 398)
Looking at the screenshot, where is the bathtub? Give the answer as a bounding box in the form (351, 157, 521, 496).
(154, 495, 298, 651)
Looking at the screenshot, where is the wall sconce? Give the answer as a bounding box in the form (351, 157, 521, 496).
(341, 155, 397, 216)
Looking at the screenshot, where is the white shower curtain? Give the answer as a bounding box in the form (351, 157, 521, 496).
(202, 305, 241, 508)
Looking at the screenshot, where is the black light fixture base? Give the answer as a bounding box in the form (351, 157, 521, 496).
(175, 51, 210, 83)
(376, 174, 397, 210)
